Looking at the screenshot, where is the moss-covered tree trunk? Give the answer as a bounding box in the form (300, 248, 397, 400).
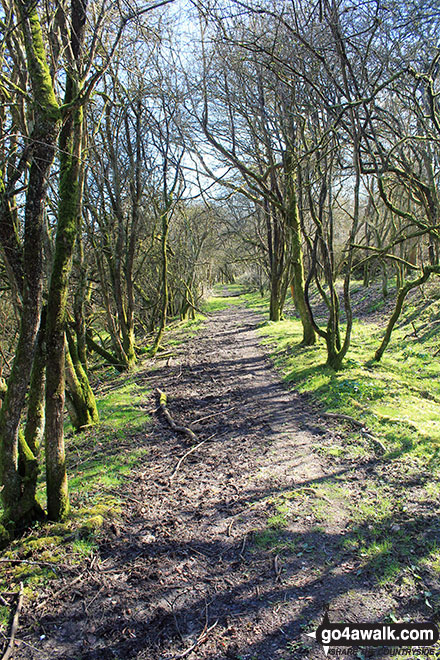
(73, 171, 89, 371)
(269, 271, 283, 322)
(0, 0, 61, 536)
(17, 313, 47, 524)
(45, 0, 88, 521)
(65, 329, 98, 430)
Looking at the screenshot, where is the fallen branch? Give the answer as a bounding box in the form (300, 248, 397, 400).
(153, 351, 176, 360)
(298, 487, 333, 505)
(1, 582, 23, 660)
(100, 486, 145, 506)
(274, 554, 282, 583)
(361, 430, 386, 455)
(322, 413, 386, 456)
(155, 388, 197, 442)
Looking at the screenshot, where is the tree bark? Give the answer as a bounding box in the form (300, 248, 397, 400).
(284, 155, 315, 344)
(45, 0, 88, 520)
(0, 0, 61, 532)
(65, 329, 98, 430)
(374, 267, 440, 361)
(151, 206, 170, 356)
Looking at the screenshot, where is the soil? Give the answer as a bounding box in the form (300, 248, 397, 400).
(10, 300, 439, 660)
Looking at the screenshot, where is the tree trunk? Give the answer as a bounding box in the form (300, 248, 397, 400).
(45, 0, 88, 520)
(0, 0, 61, 532)
(374, 268, 436, 361)
(284, 156, 315, 344)
(65, 330, 98, 430)
(151, 207, 170, 355)
(19, 311, 47, 523)
(269, 272, 283, 321)
(73, 197, 88, 371)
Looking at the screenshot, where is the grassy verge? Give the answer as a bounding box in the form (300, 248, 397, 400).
(257, 310, 440, 467)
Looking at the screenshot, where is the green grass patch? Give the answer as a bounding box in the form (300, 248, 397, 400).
(253, 315, 440, 464)
(251, 528, 296, 554)
(160, 315, 206, 346)
(203, 284, 271, 315)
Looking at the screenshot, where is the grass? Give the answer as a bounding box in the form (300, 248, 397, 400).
(256, 315, 440, 465)
(158, 315, 206, 347)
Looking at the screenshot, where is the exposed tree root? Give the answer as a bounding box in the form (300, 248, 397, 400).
(323, 412, 386, 455)
(322, 412, 366, 428)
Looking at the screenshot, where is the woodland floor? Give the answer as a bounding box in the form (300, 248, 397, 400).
(10, 294, 440, 660)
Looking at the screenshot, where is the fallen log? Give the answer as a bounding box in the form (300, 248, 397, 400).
(155, 388, 198, 443)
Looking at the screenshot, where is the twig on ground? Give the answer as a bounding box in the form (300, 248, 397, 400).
(170, 440, 207, 480)
(0, 559, 58, 569)
(1, 582, 23, 660)
(35, 574, 84, 610)
(298, 487, 333, 505)
(192, 405, 237, 425)
(274, 554, 282, 583)
(155, 388, 198, 442)
(239, 534, 247, 560)
(171, 620, 218, 659)
(100, 486, 145, 506)
(84, 585, 106, 612)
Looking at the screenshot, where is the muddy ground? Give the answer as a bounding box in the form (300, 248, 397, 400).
(10, 302, 439, 660)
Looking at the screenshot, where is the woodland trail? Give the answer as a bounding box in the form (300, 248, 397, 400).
(15, 301, 436, 660)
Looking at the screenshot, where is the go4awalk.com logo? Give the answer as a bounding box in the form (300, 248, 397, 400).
(306, 612, 439, 656)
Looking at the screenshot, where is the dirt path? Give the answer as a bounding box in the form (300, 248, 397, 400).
(14, 303, 436, 659)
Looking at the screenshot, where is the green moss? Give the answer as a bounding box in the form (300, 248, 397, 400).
(77, 503, 120, 518)
(24, 535, 63, 552)
(80, 515, 104, 533)
(23, 7, 60, 121)
(0, 524, 11, 549)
